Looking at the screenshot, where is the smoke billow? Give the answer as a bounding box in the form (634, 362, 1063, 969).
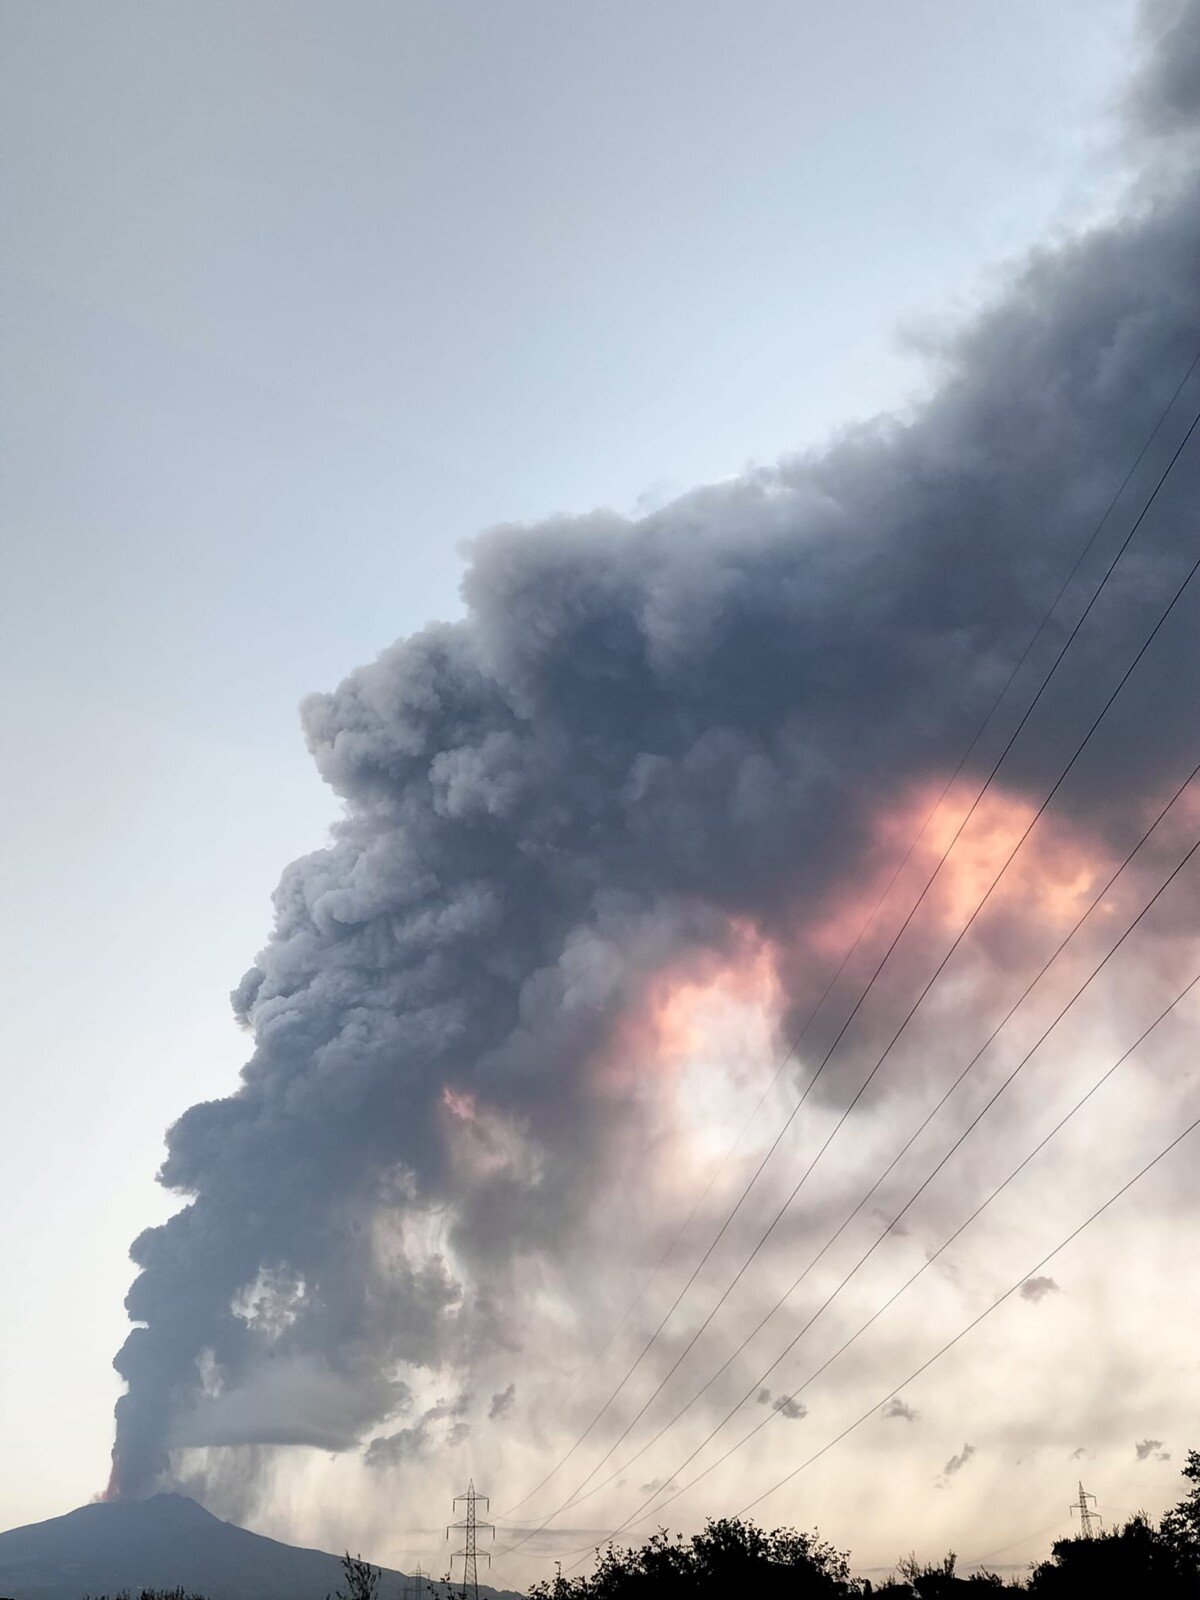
(111, 1, 1200, 1510)
(943, 1443, 976, 1478)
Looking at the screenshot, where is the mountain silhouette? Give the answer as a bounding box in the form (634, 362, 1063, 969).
(0, 1493, 521, 1600)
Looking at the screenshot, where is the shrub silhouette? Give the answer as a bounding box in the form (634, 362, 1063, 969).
(529, 1516, 857, 1598)
(1161, 1448, 1200, 1568)
(329, 1552, 381, 1600)
(1026, 1511, 1193, 1596)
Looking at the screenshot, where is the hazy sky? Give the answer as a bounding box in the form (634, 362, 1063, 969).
(7, 0, 1196, 1588)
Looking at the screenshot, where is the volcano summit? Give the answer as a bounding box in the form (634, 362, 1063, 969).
(0, 1494, 520, 1600)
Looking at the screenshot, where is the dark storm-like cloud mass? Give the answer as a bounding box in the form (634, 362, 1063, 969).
(110, 1, 1200, 1500)
(1128, 0, 1200, 137)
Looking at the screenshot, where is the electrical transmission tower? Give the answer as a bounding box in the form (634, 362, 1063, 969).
(447, 1481, 494, 1600)
(403, 1564, 429, 1600)
(1070, 1481, 1103, 1538)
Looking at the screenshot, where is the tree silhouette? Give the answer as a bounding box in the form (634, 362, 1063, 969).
(528, 1517, 858, 1598)
(866, 1551, 1008, 1596)
(1161, 1448, 1200, 1569)
(329, 1552, 381, 1600)
(1026, 1512, 1192, 1596)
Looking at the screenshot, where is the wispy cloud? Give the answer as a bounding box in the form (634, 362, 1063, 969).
(756, 1388, 806, 1420)
(488, 1382, 516, 1422)
(883, 1397, 918, 1422)
(944, 1443, 976, 1477)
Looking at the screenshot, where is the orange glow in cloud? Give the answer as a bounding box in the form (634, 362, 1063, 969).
(584, 778, 1120, 1181)
(586, 919, 792, 1198)
(645, 932, 782, 1064)
(594, 919, 784, 1101)
(921, 784, 1101, 927)
(808, 777, 1111, 963)
(588, 782, 1108, 1108)
(441, 1085, 477, 1122)
(439, 1082, 544, 1191)
(477, 774, 1150, 1213)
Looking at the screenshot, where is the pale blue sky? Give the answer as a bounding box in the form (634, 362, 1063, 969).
(5, 0, 1175, 1570)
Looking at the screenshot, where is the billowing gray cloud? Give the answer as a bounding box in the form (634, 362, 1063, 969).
(1127, 0, 1200, 141)
(109, 0, 1200, 1505)
(1136, 1438, 1170, 1462)
(756, 1388, 806, 1421)
(772, 1395, 807, 1422)
(883, 1398, 918, 1423)
(1019, 1276, 1061, 1302)
(489, 1382, 516, 1422)
(363, 1393, 471, 1469)
(170, 1358, 411, 1452)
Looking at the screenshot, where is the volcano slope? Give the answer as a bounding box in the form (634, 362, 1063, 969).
(0, 1493, 522, 1600)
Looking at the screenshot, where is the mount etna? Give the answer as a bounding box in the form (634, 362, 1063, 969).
(0, 1494, 522, 1600)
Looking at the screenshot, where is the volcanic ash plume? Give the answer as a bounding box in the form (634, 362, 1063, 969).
(111, 0, 1200, 1508)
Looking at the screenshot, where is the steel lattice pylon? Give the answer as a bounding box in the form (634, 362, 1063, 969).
(448, 1481, 495, 1600)
(1071, 1481, 1103, 1539)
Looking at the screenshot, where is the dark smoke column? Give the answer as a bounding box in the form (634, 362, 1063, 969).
(108, 0, 1200, 1501)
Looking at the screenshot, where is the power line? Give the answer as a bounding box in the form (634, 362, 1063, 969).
(532, 754, 1200, 1521)
(498, 826, 935, 1518)
(562, 862, 1200, 1554)
(502, 406, 1200, 1555)
(553, 1073, 1200, 1575)
(496, 362, 1200, 1538)
(966, 1517, 1071, 1570)
(596, 962, 1200, 1549)
(731, 1099, 1200, 1518)
(511, 900, 875, 1459)
(508, 376, 1190, 1461)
